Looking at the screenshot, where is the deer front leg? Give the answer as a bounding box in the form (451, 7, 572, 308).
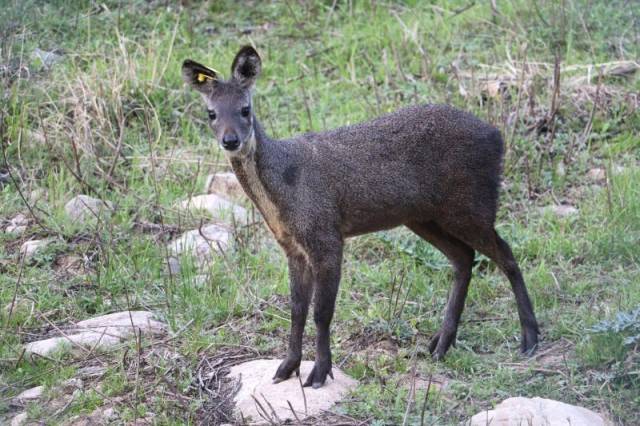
(304, 240, 343, 388)
(273, 253, 312, 383)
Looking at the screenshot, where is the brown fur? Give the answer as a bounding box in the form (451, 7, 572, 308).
(182, 46, 540, 388)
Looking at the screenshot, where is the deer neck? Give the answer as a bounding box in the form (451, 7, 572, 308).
(230, 119, 290, 240)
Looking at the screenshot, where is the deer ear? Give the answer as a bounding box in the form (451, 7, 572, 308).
(182, 59, 218, 93)
(231, 45, 261, 89)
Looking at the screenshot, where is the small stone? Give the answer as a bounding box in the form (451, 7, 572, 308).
(228, 359, 358, 424)
(6, 224, 27, 234)
(32, 48, 63, 68)
(167, 224, 232, 270)
(24, 311, 166, 357)
(14, 385, 44, 402)
(467, 397, 611, 426)
(587, 168, 605, 181)
(5, 213, 29, 234)
(77, 365, 107, 378)
(3, 298, 33, 317)
(19, 239, 52, 259)
(28, 188, 48, 203)
(204, 172, 246, 201)
(101, 407, 116, 420)
(543, 205, 578, 218)
(61, 378, 83, 392)
(179, 194, 248, 224)
(64, 195, 112, 223)
(167, 256, 181, 275)
(399, 372, 449, 393)
(10, 412, 28, 426)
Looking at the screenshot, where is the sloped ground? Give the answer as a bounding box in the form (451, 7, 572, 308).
(1, 1, 639, 424)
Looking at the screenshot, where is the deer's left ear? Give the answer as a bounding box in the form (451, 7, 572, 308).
(231, 45, 261, 89)
(182, 59, 218, 93)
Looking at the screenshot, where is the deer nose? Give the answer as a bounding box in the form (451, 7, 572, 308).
(222, 134, 240, 151)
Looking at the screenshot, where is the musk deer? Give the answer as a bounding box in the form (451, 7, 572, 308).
(182, 46, 540, 389)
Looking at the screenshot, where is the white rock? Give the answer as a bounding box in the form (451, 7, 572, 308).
(14, 385, 44, 402)
(587, 168, 606, 181)
(77, 365, 107, 378)
(543, 205, 578, 218)
(19, 239, 52, 259)
(101, 407, 116, 420)
(3, 298, 33, 316)
(5, 213, 29, 234)
(228, 359, 358, 424)
(32, 48, 63, 68)
(6, 224, 27, 234)
(64, 195, 112, 222)
(179, 194, 248, 224)
(204, 172, 246, 201)
(10, 412, 28, 426)
(24, 311, 166, 357)
(467, 397, 611, 426)
(167, 224, 232, 269)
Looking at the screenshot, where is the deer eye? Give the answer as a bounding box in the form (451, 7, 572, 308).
(240, 106, 251, 117)
(207, 109, 217, 120)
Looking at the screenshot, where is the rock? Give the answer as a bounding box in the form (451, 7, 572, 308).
(19, 239, 52, 259)
(54, 255, 86, 276)
(60, 378, 83, 393)
(31, 48, 63, 68)
(178, 194, 248, 224)
(101, 407, 117, 421)
(5, 213, 28, 234)
(10, 412, 28, 426)
(77, 365, 107, 378)
(28, 188, 48, 204)
(467, 397, 611, 426)
(399, 372, 449, 393)
(14, 385, 44, 402)
(167, 224, 232, 270)
(587, 168, 606, 181)
(24, 311, 166, 357)
(204, 172, 246, 201)
(64, 195, 112, 223)
(3, 298, 33, 317)
(166, 255, 181, 275)
(543, 205, 578, 218)
(228, 359, 358, 424)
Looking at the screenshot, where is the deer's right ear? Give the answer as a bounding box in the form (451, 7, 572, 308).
(231, 46, 261, 89)
(182, 59, 218, 93)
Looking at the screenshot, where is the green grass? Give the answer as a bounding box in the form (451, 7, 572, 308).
(1, 0, 639, 424)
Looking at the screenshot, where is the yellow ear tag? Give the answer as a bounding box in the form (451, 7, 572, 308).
(197, 73, 210, 83)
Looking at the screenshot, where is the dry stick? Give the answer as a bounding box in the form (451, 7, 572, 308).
(578, 66, 604, 147)
(401, 349, 419, 426)
(142, 104, 175, 308)
(299, 82, 314, 132)
(298, 372, 308, 416)
(539, 54, 562, 179)
(287, 400, 303, 425)
(5, 252, 26, 326)
(506, 44, 528, 168)
(38, 108, 101, 199)
(362, 52, 383, 115)
(419, 375, 433, 426)
(0, 115, 50, 234)
(251, 394, 277, 425)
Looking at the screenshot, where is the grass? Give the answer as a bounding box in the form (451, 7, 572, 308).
(1, 0, 639, 424)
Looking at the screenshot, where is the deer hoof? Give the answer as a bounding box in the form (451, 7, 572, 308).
(272, 357, 301, 384)
(302, 360, 333, 388)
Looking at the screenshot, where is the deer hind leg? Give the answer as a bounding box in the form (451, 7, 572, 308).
(407, 221, 475, 360)
(449, 225, 540, 354)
